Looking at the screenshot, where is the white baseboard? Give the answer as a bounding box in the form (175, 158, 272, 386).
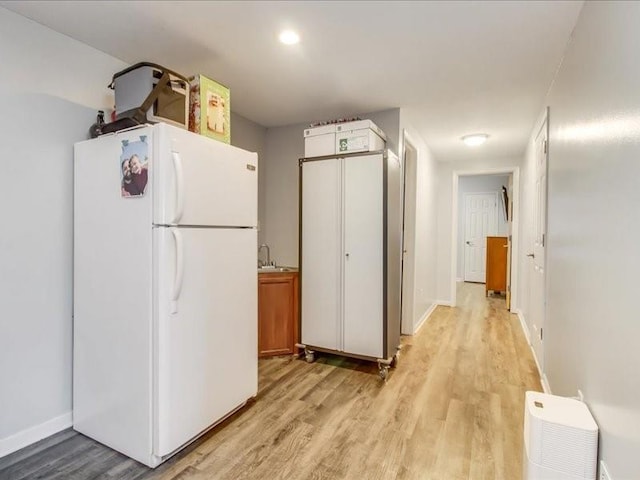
(413, 302, 438, 334)
(436, 299, 453, 307)
(515, 309, 531, 344)
(541, 374, 551, 394)
(456, 277, 463, 283)
(513, 309, 550, 394)
(0, 411, 72, 458)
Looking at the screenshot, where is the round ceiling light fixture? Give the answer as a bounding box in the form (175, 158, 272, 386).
(279, 30, 300, 45)
(461, 133, 489, 146)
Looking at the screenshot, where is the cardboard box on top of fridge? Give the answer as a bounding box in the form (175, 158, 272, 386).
(188, 74, 230, 144)
(304, 124, 337, 158)
(335, 119, 386, 154)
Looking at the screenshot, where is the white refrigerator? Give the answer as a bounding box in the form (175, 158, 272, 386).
(73, 123, 258, 467)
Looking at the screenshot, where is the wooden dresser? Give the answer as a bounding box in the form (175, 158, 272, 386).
(485, 236, 508, 296)
(258, 271, 299, 357)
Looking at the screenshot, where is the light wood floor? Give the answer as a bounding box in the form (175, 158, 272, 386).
(0, 282, 542, 480)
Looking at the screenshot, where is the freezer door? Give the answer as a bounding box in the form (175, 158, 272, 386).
(153, 123, 257, 227)
(154, 227, 257, 457)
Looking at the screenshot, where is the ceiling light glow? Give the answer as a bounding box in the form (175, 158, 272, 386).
(462, 134, 489, 146)
(279, 30, 300, 45)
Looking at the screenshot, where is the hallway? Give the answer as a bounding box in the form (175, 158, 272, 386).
(0, 283, 542, 480)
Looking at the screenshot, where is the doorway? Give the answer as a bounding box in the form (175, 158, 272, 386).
(400, 132, 417, 335)
(450, 167, 520, 310)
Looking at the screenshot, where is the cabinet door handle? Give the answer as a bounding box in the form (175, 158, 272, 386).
(345, 253, 350, 258)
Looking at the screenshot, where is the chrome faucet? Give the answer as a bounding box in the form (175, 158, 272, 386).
(258, 244, 272, 267)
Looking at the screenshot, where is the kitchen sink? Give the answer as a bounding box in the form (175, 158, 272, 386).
(258, 265, 298, 273)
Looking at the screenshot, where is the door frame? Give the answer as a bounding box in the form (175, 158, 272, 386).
(400, 130, 417, 335)
(450, 167, 520, 309)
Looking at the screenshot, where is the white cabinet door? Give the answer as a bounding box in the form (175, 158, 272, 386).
(154, 227, 257, 457)
(301, 159, 342, 351)
(343, 155, 384, 358)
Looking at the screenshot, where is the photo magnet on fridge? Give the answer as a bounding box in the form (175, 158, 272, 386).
(120, 136, 149, 198)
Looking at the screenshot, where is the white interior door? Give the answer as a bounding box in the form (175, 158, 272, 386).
(301, 159, 342, 351)
(401, 142, 417, 335)
(530, 122, 548, 368)
(154, 227, 257, 457)
(343, 154, 383, 358)
(463, 193, 498, 282)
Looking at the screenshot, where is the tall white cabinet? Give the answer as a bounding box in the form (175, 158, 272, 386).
(299, 151, 402, 378)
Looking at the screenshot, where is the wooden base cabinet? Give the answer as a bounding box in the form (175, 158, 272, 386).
(485, 236, 508, 296)
(258, 272, 299, 357)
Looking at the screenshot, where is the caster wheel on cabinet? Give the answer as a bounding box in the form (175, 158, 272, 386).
(378, 365, 389, 381)
(304, 349, 315, 363)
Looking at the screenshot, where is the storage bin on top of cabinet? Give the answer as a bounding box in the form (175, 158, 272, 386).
(303, 119, 386, 158)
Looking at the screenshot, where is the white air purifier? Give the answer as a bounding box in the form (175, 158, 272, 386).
(523, 391, 598, 480)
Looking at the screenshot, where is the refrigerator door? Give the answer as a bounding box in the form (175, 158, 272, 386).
(153, 123, 258, 227)
(153, 226, 257, 457)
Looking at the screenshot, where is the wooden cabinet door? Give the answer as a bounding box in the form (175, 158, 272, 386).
(485, 236, 508, 295)
(258, 274, 296, 357)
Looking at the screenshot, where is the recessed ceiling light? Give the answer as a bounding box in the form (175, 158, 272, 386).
(461, 134, 489, 146)
(279, 30, 300, 45)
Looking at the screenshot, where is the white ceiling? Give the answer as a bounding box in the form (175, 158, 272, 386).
(1, 0, 583, 161)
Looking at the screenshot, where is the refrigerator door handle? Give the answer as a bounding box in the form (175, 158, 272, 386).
(171, 151, 185, 224)
(170, 227, 185, 314)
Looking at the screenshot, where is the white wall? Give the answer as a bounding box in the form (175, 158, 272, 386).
(365, 108, 401, 155)
(261, 109, 401, 267)
(0, 7, 127, 455)
(230, 112, 267, 243)
(456, 174, 510, 280)
(399, 111, 438, 331)
(537, 2, 640, 478)
(0, 8, 268, 456)
(435, 156, 523, 304)
(261, 123, 305, 267)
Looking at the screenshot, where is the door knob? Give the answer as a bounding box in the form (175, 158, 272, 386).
(527, 253, 535, 258)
